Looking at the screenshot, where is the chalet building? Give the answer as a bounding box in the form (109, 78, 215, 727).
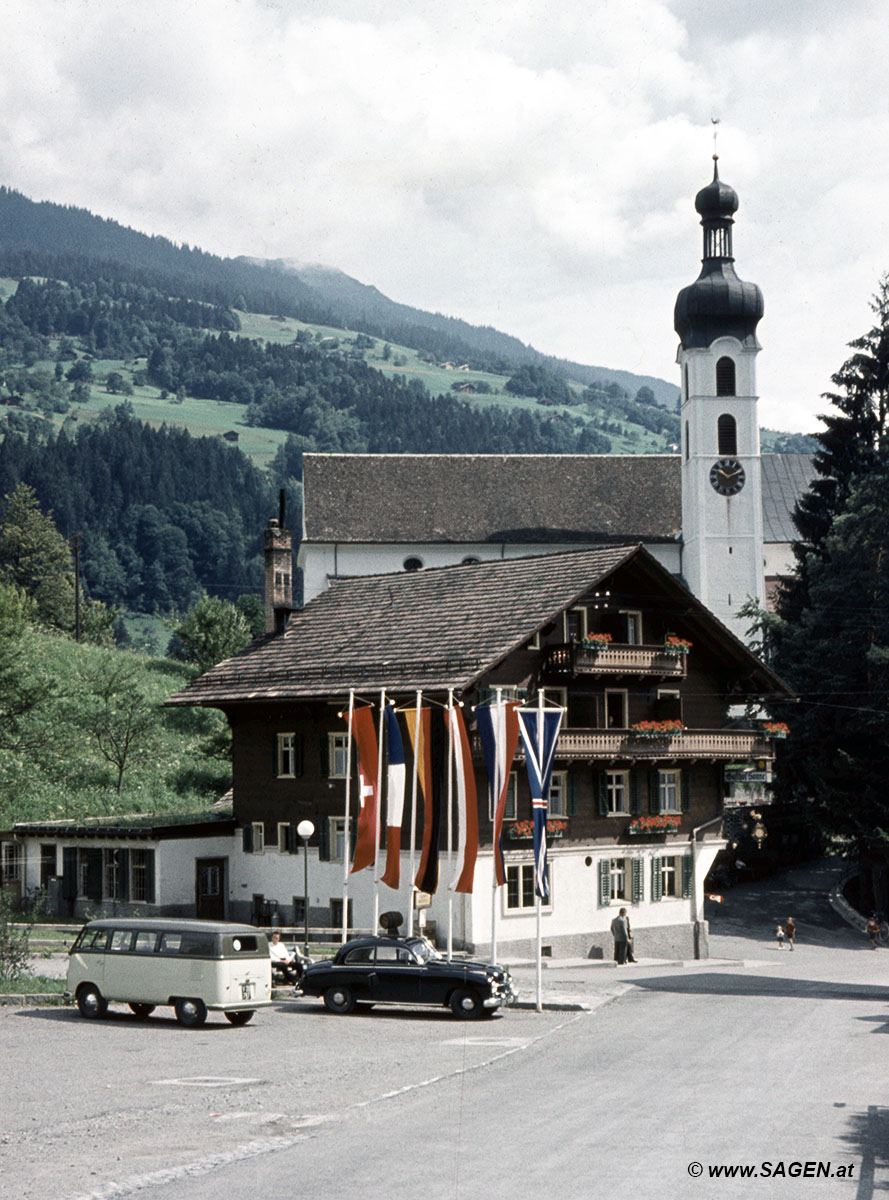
(163, 544, 789, 959)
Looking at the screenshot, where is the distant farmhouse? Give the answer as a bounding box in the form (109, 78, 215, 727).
(2, 162, 806, 959)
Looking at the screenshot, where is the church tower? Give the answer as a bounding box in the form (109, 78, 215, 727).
(675, 158, 765, 639)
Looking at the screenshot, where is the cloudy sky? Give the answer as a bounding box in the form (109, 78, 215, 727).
(2, 0, 888, 433)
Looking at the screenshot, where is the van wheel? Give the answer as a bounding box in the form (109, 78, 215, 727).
(128, 1003, 155, 1019)
(224, 1010, 254, 1026)
(76, 984, 107, 1020)
(323, 985, 355, 1014)
(449, 988, 482, 1019)
(174, 997, 208, 1027)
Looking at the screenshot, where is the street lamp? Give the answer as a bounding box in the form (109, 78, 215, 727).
(297, 819, 315, 956)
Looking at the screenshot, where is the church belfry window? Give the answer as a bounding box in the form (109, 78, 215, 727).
(716, 357, 736, 396)
(717, 414, 737, 456)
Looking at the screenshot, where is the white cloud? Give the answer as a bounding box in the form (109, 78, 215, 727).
(0, 0, 887, 431)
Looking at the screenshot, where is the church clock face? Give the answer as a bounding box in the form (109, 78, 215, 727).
(709, 458, 746, 496)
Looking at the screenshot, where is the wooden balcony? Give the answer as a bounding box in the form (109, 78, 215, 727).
(509, 728, 775, 763)
(542, 643, 688, 679)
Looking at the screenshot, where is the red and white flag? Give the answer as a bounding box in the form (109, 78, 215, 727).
(349, 706, 378, 874)
(449, 704, 478, 894)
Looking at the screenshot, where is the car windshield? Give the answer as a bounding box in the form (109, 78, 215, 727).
(407, 937, 441, 963)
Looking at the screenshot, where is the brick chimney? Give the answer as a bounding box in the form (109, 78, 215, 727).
(264, 491, 293, 634)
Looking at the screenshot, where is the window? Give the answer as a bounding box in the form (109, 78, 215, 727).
(564, 607, 587, 642)
(133, 931, 156, 953)
(277, 733, 300, 778)
(109, 929, 132, 953)
(330, 897, 354, 931)
(103, 849, 122, 900)
(242, 822, 265, 854)
(461, 556, 481, 565)
(1, 842, 21, 882)
(599, 857, 644, 905)
(199, 863, 221, 896)
(717, 412, 738, 455)
(609, 857, 628, 901)
(658, 770, 680, 813)
(549, 771, 567, 818)
(604, 690, 628, 729)
(505, 862, 551, 911)
(621, 611, 643, 644)
(328, 733, 350, 779)
(489, 772, 518, 822)
(130, 849, 151, 903)
(656, 689, 682, 722)
(716, 357, 736, 397)
(606, 770, 629, 815)
(652, 854, 692, 901)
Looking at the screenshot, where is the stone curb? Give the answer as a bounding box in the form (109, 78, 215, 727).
(0, 993, 70, 1007)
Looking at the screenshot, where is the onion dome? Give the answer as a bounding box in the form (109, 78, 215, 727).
(674, 158, 763, 350)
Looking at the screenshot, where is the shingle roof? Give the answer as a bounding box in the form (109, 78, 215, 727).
(301, 454, 682, 544)
(168, 544, 786, 705)
(301, 453, 812, 547)
(761, 453, 815, 542)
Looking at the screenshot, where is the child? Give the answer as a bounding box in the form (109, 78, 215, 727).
(776, 923, 785, 949)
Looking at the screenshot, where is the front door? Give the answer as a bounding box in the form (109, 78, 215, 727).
(195, 858, 226, 920)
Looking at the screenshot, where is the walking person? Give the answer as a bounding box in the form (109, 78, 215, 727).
(866, 915, 880, 949)
(786, 916, 796, 950)
(776, 923, 785, 949)
(611, 907, 630, 965)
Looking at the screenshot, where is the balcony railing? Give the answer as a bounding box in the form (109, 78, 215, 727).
(475, 728, 774, 763)
(542, 643, 688, 679)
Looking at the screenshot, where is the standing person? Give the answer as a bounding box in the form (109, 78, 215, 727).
(866, 915, 880, 949)
(776, 923, 785, 949)
(626, 914, 637, 963)
(611, 908, 630, 965)
(785, 916, 796, 950)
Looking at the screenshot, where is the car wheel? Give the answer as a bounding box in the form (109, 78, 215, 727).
(449, 988, 483, 1019)
(224, 1010, 255, 1026)
(76, 983, 107, 1020)
(323, 985, 355, 1014)
(128, 1003, 155, 1019)
(174, 997, 208, 1027)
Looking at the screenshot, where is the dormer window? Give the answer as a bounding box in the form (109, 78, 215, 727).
(716, 357, 736, 396)
(402, 556, 423, 572)
(717, 413, 738, 456)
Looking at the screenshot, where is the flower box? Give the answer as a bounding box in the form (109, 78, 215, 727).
(506, 819, 567, 840)
(627, 815, 681, 835)
(763, 722, 789, 739)
(630, 720, 685, 739)
(663, 637, 692, 655)
(582, 633, 613, 650)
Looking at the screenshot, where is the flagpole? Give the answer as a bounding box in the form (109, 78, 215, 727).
(373, 688, 386, 935)
(491, 687, 502, 964)
(446, 688, 454, 962)
(341, 690, 355, 945)
(407, 690, 421, 937)
(536, 687, 545, 1013)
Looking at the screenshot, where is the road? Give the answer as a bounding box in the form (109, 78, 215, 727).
(3, 859, 886, 1200)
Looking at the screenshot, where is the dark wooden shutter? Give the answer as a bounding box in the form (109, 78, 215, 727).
(272, 737, 279, 777)
(567, 771, 578, 816)
(648, 770, 659, 814)
(286, 824, 298, 854)
(62, 847, 77, 901)
(681, 770, 692, 813)
(319, 734, 329, 778)
(242, 824, 254, 854)
(597, 772, 608, 816)
(118, 849, 130, 901)
(85, 849, 102, 902)
(682, 854, 694, 898)
(318, 819, 330, 862)
(629, 771, 641, 814)
(295, 734, 304, 777)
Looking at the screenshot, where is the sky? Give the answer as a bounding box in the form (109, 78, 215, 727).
(2, 0, 888, 434)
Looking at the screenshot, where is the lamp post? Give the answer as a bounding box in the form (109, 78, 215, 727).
(297, 819, 315, 956)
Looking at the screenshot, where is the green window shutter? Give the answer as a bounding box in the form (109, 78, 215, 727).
(144, 850, 156, 904)
(648, 770, 659, 815)
(319, 735, 329, 778)
(631, 857, 644, 904)
(682, 854, 694, 898)
(629, 770, 641, 814)
(62, 847, 77, 901)
(286, 823, 298, 854)
(598, 858, 611, 907)
(318, 819, 330, 862)
(651, 856, 663, 902)
(597, 772, 608, 816)
(242, 824, 254, 854)
(85, 849, 102, 902)
(681, 770, 691, 813)
(567, 771, 578, 816)
(118, 849, 130, 901)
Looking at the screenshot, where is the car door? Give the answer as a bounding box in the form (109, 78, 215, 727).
(370, 943, 422, 1005)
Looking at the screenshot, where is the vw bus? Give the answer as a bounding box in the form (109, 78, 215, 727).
(66, 918, 273, 1026)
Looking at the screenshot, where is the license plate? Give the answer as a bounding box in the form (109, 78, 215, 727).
(241, 983, 254, 1001)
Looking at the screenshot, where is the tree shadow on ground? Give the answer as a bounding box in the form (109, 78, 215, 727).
(627, 971, 889, 1005)
(838, 1105, 889, 1198)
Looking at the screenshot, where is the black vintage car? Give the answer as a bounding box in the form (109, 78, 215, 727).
(299, 935, 517, 1019)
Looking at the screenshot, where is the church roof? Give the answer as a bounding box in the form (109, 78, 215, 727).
(302, 453, 681, 545)
(301, 453, 813, 547)
(167, 544, 787, 705)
